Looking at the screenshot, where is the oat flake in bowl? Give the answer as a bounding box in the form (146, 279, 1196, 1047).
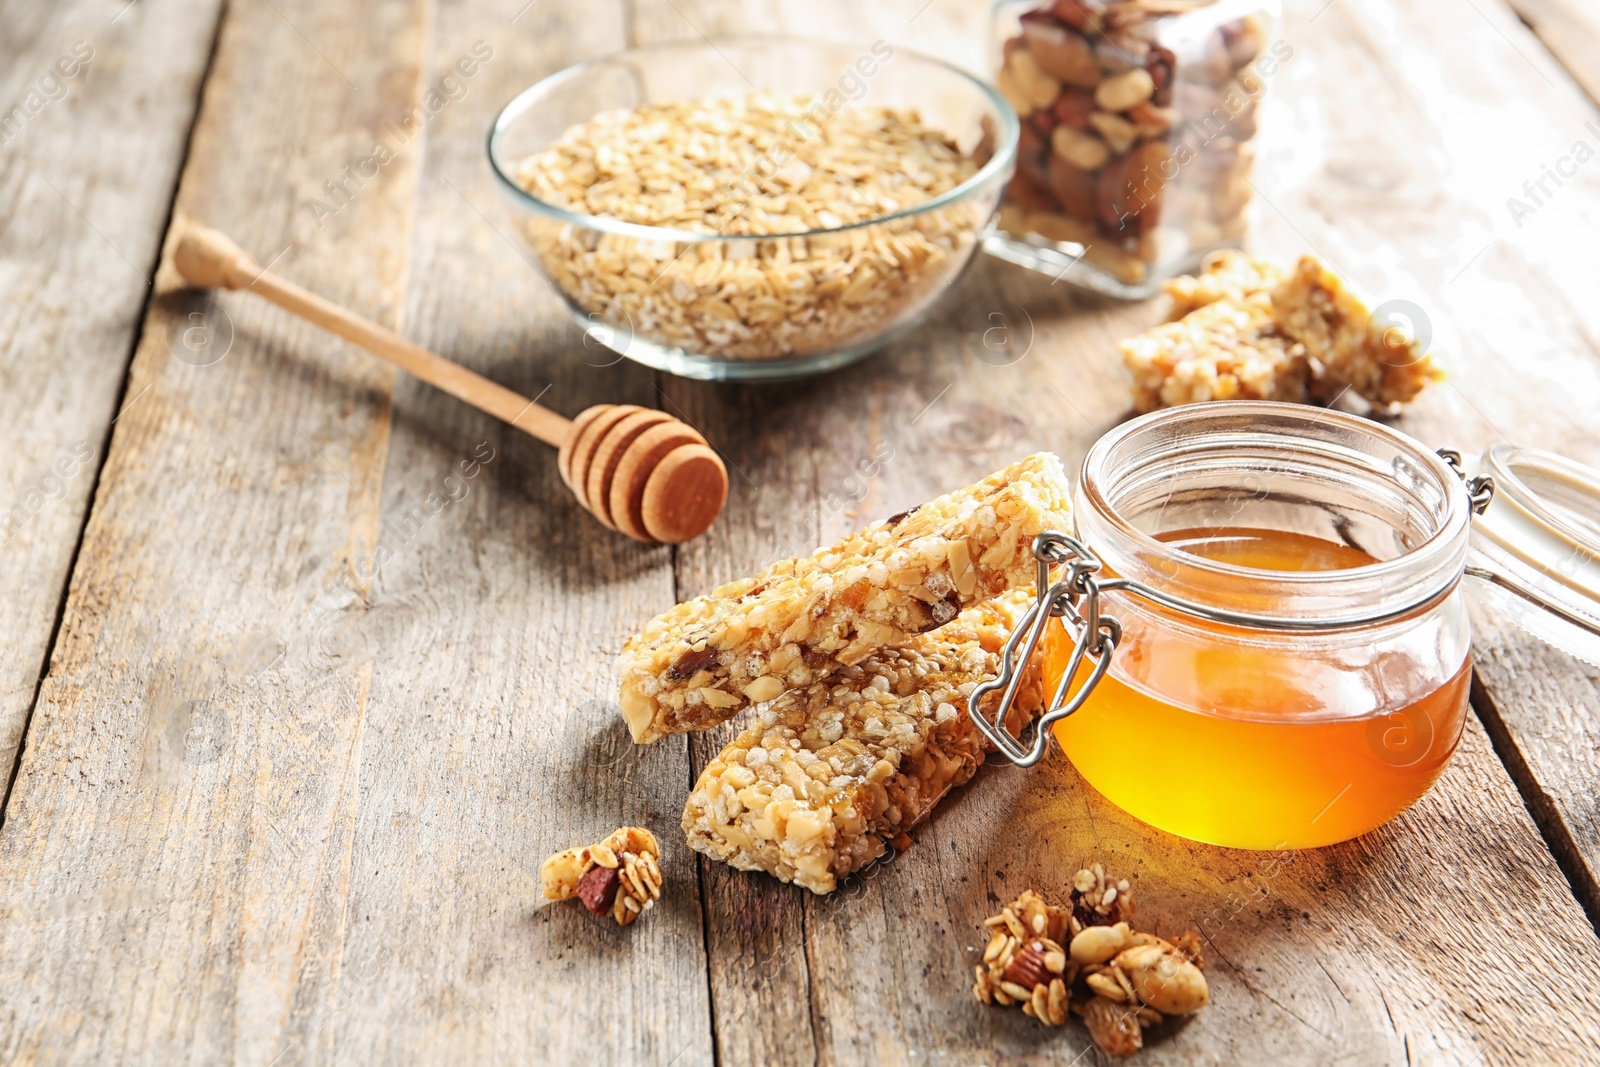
(488, 39, 1018, 381)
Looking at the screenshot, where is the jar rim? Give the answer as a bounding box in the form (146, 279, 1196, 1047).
(1077, 401, 1473, 628)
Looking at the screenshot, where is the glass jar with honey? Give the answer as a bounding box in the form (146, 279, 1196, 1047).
(970, 401, 1600, 849)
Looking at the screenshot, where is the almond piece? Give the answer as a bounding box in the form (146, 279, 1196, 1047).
(1051, 126, 1110, 171)
(1022, 19, 1102, 88)
(1095, 68, 1156, 112)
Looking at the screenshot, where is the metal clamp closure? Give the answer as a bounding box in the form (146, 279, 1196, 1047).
(1436, 449, 1496, 516)
(966, 533, 1120, 767)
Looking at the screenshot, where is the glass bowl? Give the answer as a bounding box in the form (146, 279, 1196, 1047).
(487, 37, 1019, 382)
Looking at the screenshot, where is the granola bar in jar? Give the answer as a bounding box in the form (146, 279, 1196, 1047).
(987, 0, 1285, 297)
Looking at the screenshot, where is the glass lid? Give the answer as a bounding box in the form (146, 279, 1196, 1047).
(1464, 445, 1600, 667)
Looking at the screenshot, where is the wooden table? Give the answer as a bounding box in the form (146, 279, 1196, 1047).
(4, 0, 1600, 1063)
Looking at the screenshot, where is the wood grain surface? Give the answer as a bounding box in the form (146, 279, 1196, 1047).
(1263, 0, 1600, 975)
(647, 0, 1600, 1063)
(1504, 0, 1600, 106)
(0, 0, 435, 1059)
(0, 0, 224, 808)
(313, 0, 713, 1061)
(2, 0, 1600, 1064)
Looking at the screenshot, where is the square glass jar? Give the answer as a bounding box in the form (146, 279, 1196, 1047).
(986, 0, 1283, 297)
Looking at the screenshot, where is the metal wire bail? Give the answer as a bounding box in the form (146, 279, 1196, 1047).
(1436, 448, 1496, 515)
(966, 532, 1122, 767)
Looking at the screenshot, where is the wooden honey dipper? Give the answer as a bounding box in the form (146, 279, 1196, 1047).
(171, 223, 728, 543)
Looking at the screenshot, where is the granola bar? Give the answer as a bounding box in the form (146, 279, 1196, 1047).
(618, 454, 1072, 744)
(1121, 295, 1309, 413)
(1270, 255, 1443, 408)
(682, 593, 1043, 894)
(540, 826, 662, 926)
(1161, 250, 1284, 320)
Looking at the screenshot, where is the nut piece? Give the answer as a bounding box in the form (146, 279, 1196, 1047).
(1051, 126, 1111, 171)
(1085, 971, 1129, 1002)
(1088, 111, 1139, 155)
(576, 864, 621, 915)
(1008, 49, 1064, 110)
(1022, 20, 1102, 88)
(1114, 943, 1210, 1015)
(1070, 920, 1131, 964)
(1003, 940, 1057, 988)
(1079, 995, 1143, 1056)
(1095, 68, 1156, 112)
(540, 826, 663, 926)
(1052, 89, 1098, 130)
(1047, 154, 1098, 222)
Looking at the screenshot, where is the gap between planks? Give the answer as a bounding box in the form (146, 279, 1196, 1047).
(0, 6, 230, 829)
(1501, 0, 1600, 108)
(1470, 675, 1600, 937)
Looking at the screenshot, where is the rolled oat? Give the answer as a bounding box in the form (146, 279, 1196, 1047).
(513, 93, 986, 363)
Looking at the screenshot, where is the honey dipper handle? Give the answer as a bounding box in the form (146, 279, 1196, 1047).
(172, 223, 572, 448)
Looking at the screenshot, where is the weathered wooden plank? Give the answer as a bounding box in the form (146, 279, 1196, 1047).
(643, 0, 1600, 1064)
(0, 0, 426, 1061)
(1259, 0, 1600, 964)
(1470, 634, 1600, 929)
(0, 0, 224, 806)
(626, 0, 989, 74)
(1503, 0, 1600, 107)
(1480, 0, 1600, 933)
(0, 0, 721, 1060)
(311, 1, 715, 1063)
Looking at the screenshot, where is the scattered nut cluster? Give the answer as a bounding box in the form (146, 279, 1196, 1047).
(540, 826, 663, 926)
(514, 93, 986, 363)
(973, 889, 1075, 1025)
(995, 0, 1277, 287)
(973, 866, 1209, 1056)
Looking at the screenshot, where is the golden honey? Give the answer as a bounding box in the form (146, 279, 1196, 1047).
(1045, 528, 1470, 849)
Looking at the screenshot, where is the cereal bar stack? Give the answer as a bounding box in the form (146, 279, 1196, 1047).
(617, 454, 1072, 893)
(1121, 251, 1443, 412)
(618, 453, 1071, 744)
(682, 592, 1042, 894)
